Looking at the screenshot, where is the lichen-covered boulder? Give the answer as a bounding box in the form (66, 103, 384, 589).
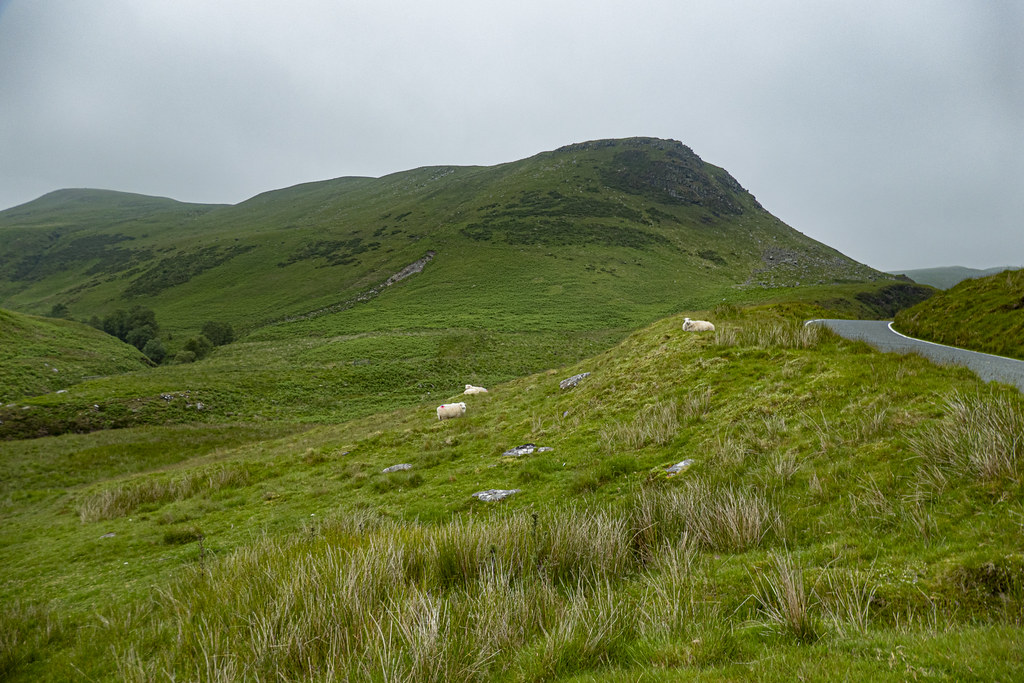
(560, 372, 591, 390)
(472, 489, 520, 502)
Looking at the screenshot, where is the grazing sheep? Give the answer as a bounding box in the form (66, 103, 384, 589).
(436, 402, 467, 420)
(464, 384, 488, 395)
(683, 317, 715, 332)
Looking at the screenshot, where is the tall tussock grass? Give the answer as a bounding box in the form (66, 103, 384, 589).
(752, 552, 819, 642)
(599, 400, 678, 451)
(77, 463, 256, 522)
(714, 320, 823, 349)
(630, 482, 782, 562)
(0, 600, 68, 679)
(911, 391, 1024, 483)
(98, 487, 782, 681)
(751, 556, 879, 643)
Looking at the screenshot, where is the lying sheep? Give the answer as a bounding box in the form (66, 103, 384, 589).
(683, 317, 715, 332)
(436, 402, 467, 420)
(464, 384, 488, 395)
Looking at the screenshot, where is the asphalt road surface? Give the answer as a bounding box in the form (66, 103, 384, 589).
(807, 319, 1024, 392)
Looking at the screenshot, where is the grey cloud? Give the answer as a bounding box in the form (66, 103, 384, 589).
(0, 0, 1020, 270)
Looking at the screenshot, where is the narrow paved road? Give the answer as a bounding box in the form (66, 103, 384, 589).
(807, 319, 1024, 392)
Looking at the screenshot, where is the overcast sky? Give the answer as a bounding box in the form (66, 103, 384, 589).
(1, 1, 1020, 271)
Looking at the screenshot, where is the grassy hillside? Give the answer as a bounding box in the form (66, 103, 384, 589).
(0, 278, 928, 442)
(2, 305, 1022, 681)
(0, 308, 150, 402)
(0, 137, 931, 441)
(0, 138, 893, 341)
(890, 265, 1021, 290)
(0, 137, 970, 679)
(894, 268, 1024, 360)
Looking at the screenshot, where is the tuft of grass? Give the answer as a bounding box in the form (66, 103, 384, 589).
(679, 385, 712, 421)
(911, 390, 1024, 483)
(162, 526, 204, 545)
(752, 552, 819, 642)
(714, 319, 823, 350)
(819, 567, 878, 636)
(0, 600, 68, 680)
(599, 400, 678, 452)
(630, 483, 781, 559)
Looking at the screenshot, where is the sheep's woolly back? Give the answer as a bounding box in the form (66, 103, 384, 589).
(683, 318, 715, 332)
(436, 402, 468, 420)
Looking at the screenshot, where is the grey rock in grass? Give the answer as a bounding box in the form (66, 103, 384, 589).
(382, 463, 413, 473)
(665, 459, 694, 476)
(472, 489, 520, 502)
(502, 444, 536, 457)
(559, 372, 591, 390)
(100, 532, 116, 539)
(501, 444, 555, 457)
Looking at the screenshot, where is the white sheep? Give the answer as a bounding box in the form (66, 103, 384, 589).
(683, 317, 715, 332)
(463, 384, 488, 395)
(436, 402, 467, 420)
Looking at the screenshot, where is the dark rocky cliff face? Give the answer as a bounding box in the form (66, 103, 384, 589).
(855, 282, 935, 316)
(558, 137, 755, 215)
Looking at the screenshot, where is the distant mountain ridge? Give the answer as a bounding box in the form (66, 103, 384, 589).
(888, 265, 1021, 290)
(0, 137, 896, 339)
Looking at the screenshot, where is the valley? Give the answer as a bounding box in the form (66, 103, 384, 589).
(1, 138, 1020, 681)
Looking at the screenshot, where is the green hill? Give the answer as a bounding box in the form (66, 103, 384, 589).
(1, 138, 893, 338)
(2, 305, 1021, 680)
(2, 137, 987, 680)
(894, 268, 1024, 359)
(888, 265, 1021, 290)
(0, 138, 930, 441)
(0, 308, 150, 402)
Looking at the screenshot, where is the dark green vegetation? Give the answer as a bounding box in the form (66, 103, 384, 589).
(894, 268, 1024, 360)
(1, 138, 1006, 680)
(2, 307, 1022, 681)
(891, 265, 1021, 290)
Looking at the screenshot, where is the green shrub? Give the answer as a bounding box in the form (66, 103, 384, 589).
(141, 338, 167, 364)
(201, 321, 234, 347)
(162, 526, 204, 545)
(183, 335, 213, 360)
(174, 350, 196, 364)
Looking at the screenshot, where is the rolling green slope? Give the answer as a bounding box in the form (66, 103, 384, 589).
(890, 265, 1021, 290)
(893, 268, 1024, 359)
(1, 138, 1011, 680)
(0, 138, 892, 337)
(0, 308, 150, 402)
(0, 138, 932, 441)
(2, 305, 1021, 680)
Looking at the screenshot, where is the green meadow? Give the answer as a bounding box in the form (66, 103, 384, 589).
(3, 304, 1022, 681)
(2, 137, 1018, 680)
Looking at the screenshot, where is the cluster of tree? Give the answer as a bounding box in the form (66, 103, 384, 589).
(86, 307, 165, 362)
(172, 321, 235, 364)
(46, 303, 71, 319)
(83, 306, 234, 365)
